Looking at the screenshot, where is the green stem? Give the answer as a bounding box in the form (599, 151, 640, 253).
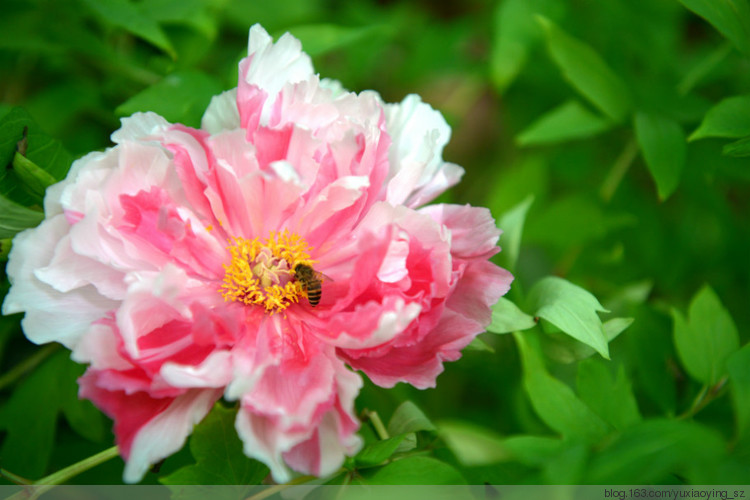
(0, 344, 60, 391)
(7, 446, 120, 500)
(366, 410, 390, 441)
(678, 377, 728, 420)
(600, 138, 638, 203)
(245, 474, 317, 500)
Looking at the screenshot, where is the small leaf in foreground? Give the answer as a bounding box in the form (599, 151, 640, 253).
(487, 297, 536, 335)
(527, 276, 610, 358)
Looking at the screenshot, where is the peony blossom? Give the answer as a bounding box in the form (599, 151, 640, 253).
(2, 25, 513, 482)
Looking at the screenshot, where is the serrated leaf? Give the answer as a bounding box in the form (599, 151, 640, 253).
(438, 420, 510, 466)
(487, 297, 537, 334)
(0, 194, 44, 239)
(490, 0, 564, 91)
(587, 419, 726, 484)
(672, 285, 740, 385)
(537, 17, 631, 122)
(497, 195, 534, 274)
(387, 401, 436, 436)
(576, 359, 641, 431)
(722, 136, 750, 157)
(527, 276, 610, 358)
(117, 71, 224, 128)
(689, 95, 750, 141)
(514, 331, 610, 442)
(81, 0, 176, 58)
(160, 404, 269, 486)
(727, 344, 750, 438)
(634, 112, 686, 200)
(361, 456, 466, 485)
(678, 0, 750, 56)
(517, 100, 612, 146)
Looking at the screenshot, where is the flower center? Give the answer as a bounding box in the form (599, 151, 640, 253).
(220, 230, 313, 313)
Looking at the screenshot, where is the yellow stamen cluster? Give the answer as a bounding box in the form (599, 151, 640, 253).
(220, 230, 313, 313)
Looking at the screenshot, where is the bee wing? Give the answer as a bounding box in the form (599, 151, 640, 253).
(316, 271, 334, 282)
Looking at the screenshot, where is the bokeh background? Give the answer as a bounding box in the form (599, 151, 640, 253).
(1, 0, 749, 486)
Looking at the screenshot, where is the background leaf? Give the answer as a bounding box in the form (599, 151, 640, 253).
(516, 100, 612, 146)
(689, 95, 750, 140)
(634, 111, 686, 200)
(537, 17, 632, 122)
(672, 285, 740, 385)
(678, 0, 750, 56)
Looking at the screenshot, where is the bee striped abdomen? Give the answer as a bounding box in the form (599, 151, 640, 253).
(293, 263, 323, 307)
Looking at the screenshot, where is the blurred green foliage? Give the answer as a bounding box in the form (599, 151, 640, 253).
(1, 0, 749, 488)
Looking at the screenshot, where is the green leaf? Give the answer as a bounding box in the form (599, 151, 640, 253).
(542, 317, 633, 364)
(517, 100, 612, 146)
(490, 0, 564, 92)
(0, 238, 11, 261)
(387, 401, 436, 436)
(634, 112, 686, 200)
(587, 419, 726, 483)
(678, 0, 750, 56)
(12, 153, 57, 203)
(672, 285, 740, 385)
(524, 195, 635, 250)
(59, 358, 106, 443)
(537, 17, 631, 122)
(689, 95, 750, 141)
(0, 350, 69, 478)
(438, 420, 510, 466)
(465, 336, 495, 353)
(497, 195, 534, 274)
(117, 71, 224, 128)
(285, 24, 387, 57)
(81, 0, 176, 58)
(487, 297, 537, 334)
(160, 404, 269, 485)
(0, 107, 72, 204)
(514, 331, 610, 442)
(355, 434, 407, 467)
(722, 136, 750, 157)
(527, 276, 610, 358)
(361, 456, 467, 485)
(501, 435, 565, 466)
(576, 359, 641, 431)
(726, 343, 750, 439)
(0, 194, 44, 239)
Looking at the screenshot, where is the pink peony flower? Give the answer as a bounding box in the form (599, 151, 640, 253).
(2, 25, 513, 482)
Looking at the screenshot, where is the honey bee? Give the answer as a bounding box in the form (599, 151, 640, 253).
(293, 263, 329, 307)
